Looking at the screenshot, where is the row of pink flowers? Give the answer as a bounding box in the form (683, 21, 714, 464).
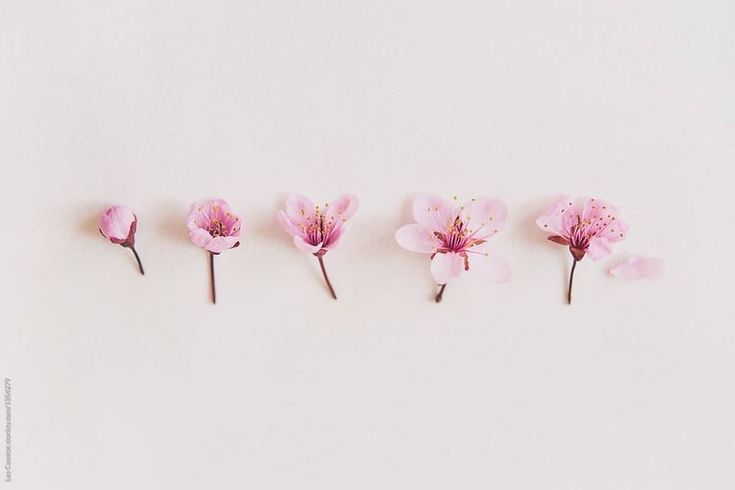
(99, 195, 661, 305)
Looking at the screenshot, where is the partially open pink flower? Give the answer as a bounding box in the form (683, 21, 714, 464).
(99, 205, 144, 274)
(186, 198, 242, 304)
(608, 255, 663, 280)
(187, 199, 242, 254)
(537, 196, 629, 303)
(277, 194, 358, 299)
(395, 195, 510, 302)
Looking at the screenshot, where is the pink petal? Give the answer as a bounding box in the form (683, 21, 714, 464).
(205, 236, 239, 254)
(100, 205, 136, 241)
(277, 210, 303, 237)
(461, 196, 507, 239)
(536, 195, 575, 236)
(586, 237, 613, 260)
(293, 235, 322, 255)
(326, 194, 359, 225)
(285, 194, 316, 226)
(412, 194, 455, 231)
(189, 228, 213, 248)
(395, 224, 439, 254)
(322, 225, 344, 250)
(430, 252, 465, 284)
(608, 256, 663, 280)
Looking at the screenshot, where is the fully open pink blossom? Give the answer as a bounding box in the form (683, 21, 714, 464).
(277, 194, 358, 299)
(537, 196, 629, 303)
(395, 195, 510, 301)
(187, 199, 242, 254)
(99, 205, 144, 274)
(277, 194, 358, 256)
(100, 205, 137, 246)
(608, 255, 663, 280)
(537, 196, 629, 261)
(187, 198, 242, 304)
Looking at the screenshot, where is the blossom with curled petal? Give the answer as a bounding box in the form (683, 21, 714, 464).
(395, 194, 510, 302)
(537, 196, 629, 303)
(277, 194, 358, 299)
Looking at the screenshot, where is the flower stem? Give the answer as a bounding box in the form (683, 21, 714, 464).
(130, 246, 145, 275)
(209, 252, 217, 305)
(317, 255, 337, 300)
(435, 284, 447, 303)
(568, 258, 578, 305)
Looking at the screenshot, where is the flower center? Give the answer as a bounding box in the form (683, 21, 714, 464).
(301, 206, 336, 245)
(208, 219, 227, 237)
(435, 216, 483, 253)
(569, 210, 616, 250)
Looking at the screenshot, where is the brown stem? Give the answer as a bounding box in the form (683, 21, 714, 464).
(435, 284, 447, 303)
(317, 255, 337, 300)
(568, 258, 578, 305)
(130, 246, 145, 275)
(209, 252, 216, 305)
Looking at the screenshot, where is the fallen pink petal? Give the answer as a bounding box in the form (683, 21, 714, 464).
(99, 205, 145, 275)
(187, 198, 242, 304)
(277, 193, 359, 299)
(395, 194, 510, 303)
(608, 255, 663, 280)
(537, 196, 629, 304)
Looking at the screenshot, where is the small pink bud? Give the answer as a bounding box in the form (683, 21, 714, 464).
(99, 205, 144, 275)
(99, 205, 137, 246)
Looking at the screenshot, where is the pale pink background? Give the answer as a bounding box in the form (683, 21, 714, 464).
(1, 0, 733, 489)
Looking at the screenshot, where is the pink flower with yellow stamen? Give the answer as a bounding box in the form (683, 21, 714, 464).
(537, 196, 629, 303)
(395, 194, 510, 303)
(187, 198, 242, 304)
(277, 193, 358, 299)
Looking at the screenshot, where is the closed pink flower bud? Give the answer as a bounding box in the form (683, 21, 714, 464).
(99, 205, 144, 274)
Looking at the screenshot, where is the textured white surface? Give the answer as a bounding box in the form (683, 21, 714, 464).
(1, 1, 734, 488)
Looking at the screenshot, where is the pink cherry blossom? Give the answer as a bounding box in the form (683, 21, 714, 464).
(537, 196, 629, 303)
(277, 194, 359, 299)
(186, 199, 242, 304)
(99, 205, 144, 275)
(395, 195, 510, 302)
(608, 255, 663, 280)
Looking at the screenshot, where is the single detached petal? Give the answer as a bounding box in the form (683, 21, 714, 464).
(412, 194, 455, 231)
(430, 252, 465, 285)
(608, 255, 663, 280)
(100, 205, 137, 243)
(395, 224, 439, 254)
(461, 196, 507, 239)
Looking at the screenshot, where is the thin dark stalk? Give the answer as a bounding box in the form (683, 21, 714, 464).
(568, 258, 578, 305)
(435, 284, 447, 303)
(317, 255, 337, 300)
(130, 246, 145, 275)
(209, 252, 217, 305)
